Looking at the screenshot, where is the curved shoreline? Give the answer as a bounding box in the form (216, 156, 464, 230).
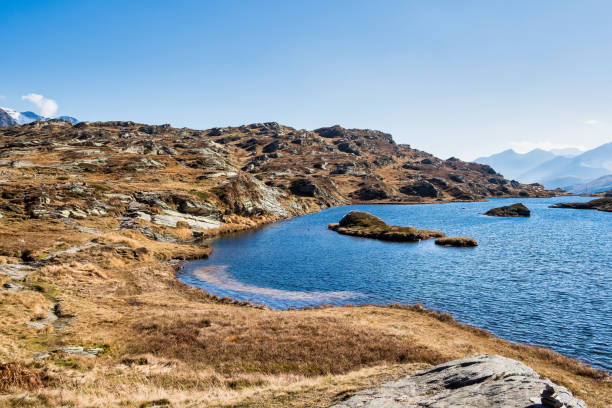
(176, 197, 611, 375)
(177, 261, 611, 379)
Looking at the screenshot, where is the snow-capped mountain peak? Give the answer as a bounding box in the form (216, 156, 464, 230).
(0, 107, 45, 125)
(0, 107, 77, 126)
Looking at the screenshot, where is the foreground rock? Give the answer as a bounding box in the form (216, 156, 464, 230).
(550, 197, 612, 213)
(485, 203, 531, 217)
(328, 211, 444, 242)
(330, 354, 587, 408)
(435, 236, 478, 247)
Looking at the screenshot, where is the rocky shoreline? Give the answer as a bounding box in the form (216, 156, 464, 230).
(550, 197, 612, 213)
(1, 120, 609, 407)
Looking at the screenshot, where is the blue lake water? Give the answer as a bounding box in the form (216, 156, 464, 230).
(179, 197, 612, 371)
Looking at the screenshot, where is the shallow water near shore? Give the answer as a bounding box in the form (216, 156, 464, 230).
(179, 196, 612, 370)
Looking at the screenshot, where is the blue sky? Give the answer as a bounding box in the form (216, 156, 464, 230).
(1, 0, 611, 159)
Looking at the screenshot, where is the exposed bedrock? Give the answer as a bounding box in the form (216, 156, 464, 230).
(330, 354, 587, 408)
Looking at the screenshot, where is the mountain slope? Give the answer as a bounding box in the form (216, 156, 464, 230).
(0, 107, 45, 124)
(565, 174, 612, 194)
(549, 147, 583, 157)
(0, 109, 17, 126)
(474, 148, 556, 180)
(57, 115, 79, 124)
(520, 142, 612, 187)
(0, 121, 556, 230)
(0, 107, 78, 126)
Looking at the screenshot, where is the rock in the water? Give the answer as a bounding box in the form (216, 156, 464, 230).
(435, 236, 478, 247)
(485, 203, 531, 217)
(329, 211, 445, 242)
(329, 354, 587, 408)
(338, 211, 386, 228)
(550, 197, 612, 213)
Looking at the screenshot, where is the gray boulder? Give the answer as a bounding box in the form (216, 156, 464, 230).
(330, 354, 586, 408)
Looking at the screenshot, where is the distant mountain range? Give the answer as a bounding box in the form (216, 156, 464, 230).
(566, 174, 612, 194)
(475, 149, 559, 180)
(476, 142, 612, 192)
(0, 107, 78, 126)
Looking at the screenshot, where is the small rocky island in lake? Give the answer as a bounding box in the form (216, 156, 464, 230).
(435, 236, 478, 247)
(485, 203, 531, 217)
(550, 197, 612, 213)
(328, 211, 445, 242)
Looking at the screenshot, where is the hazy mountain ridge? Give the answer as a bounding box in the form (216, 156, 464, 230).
(564, 174, 612, 194)
(474, 149, 557, 180)
(477, 142, 612, 189)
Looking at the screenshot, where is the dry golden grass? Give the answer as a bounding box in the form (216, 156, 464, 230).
(0, 215, 609, 407)
(124, 311, 443, 376)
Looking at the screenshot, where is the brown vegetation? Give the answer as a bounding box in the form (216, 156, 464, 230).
(0, 362, 42, 392)
(434, 236, 478, 247)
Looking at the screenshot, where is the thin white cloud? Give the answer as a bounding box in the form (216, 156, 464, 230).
(21, 93, 58, 117)
(509, 141, 587, 154)
(0, 95, 5, 100)
(583, 119, 603, 126)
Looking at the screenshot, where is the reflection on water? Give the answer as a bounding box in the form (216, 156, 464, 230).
(192, 264, 364, 303)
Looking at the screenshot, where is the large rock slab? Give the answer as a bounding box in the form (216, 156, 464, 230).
(330, 354, 586, 408)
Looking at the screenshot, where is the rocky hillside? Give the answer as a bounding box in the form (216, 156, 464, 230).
(0, 119, 556, 240)
(0, 120, 609, 408)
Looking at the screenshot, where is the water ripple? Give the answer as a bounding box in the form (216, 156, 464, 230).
(178, 197, 612, 370)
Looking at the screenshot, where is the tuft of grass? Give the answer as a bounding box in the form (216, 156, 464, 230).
(190, 190, 209, 202)
(0, 362, 42, 392)
(139, 399, 171, 408)
(54, 359, 79, 369)
(28, 281, 59, 301)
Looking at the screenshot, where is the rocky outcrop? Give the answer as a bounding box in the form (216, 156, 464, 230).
(435, 236, 478, 247)
(213, 175, 292, 217)
(485, 203, 531, 217)
(399, 180, 441, 198)
(288, 178, 344, 206)
(330, 354, 587, 408)
(349, 182, 393, 201)
(328, 211, 445, 242)
(550, 197, 612, 213)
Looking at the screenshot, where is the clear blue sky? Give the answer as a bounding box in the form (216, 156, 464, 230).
(1, 0, 611, 160)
